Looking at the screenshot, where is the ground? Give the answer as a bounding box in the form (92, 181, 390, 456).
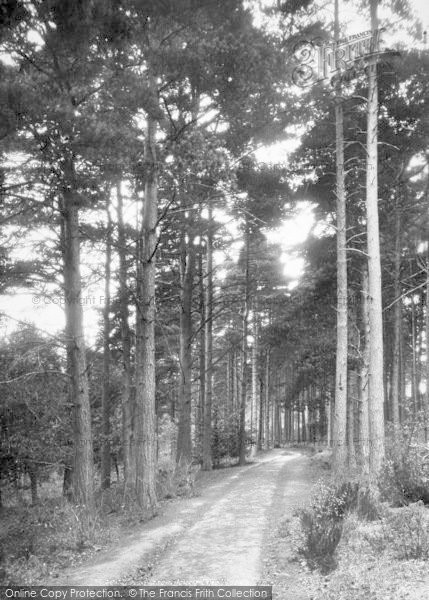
(55, 449, 318, 597)
(7, 448, 429, 598)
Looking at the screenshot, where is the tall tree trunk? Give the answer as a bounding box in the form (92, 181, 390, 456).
(202, 203, 214, 470)
(283, 366, 289, 444)
(61, 162, 94, 512)
(228, 350, 234, 448)
(418, 293, 424, 414)
(251, 317, 259, 445)
(301, 397, 307, 442)
(101, 198, 112, 490)
(116, 183, 134, 487)
(274, 401, 280, 447)
(234, 351, 240, 418)
(347, 370, 358, 469)
(258, 376, 264, 450)
(238, 222, 250, 465)
(305, 389, 310, 442)
(264, 349, 270, 449)
(177, 235, 196, 464)
(411, 281, 418, 416)
(333, 0, 348, 475)
(233, 350, 239, 448)
(271, 391, 275, 447)
(425, 246, 429, 442)
(366, 0, 385, 477)
(135, 108, 158, 511)
(198, 247, 206, 460)
(391, 197, 402, 431)
(359, 268, 370, 475)
(284, 406, 289, 444)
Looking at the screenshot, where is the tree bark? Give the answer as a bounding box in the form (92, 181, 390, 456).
(271, 391, 275, 447)
(198, 246, 206, 459)
(258, 375, 264, 450)
(61, 162, 95, 512)
(332, 0, 348, 475)
(177, 233, 196, 464)
(301, 400, 307, 443)
(305, 389, 310, 442)
(359, 267, 370, 475)
(251, 317, 259, 445)
(284, 406, 289, 444)
(101, 198, 112, 490)
(391, 197, 402, 430)
(347, 370, 358, 469)
(116, 183, 134, 487)
(274, 401, 280, 447)
(238, 222, 250, 465)
(410, 278, 418, 416)
(265, 349, 270, 449)
(202, 203, 214, 470)
(426, 246, 429, 442)
(366, 0, 385, 477)
(134, 107, 158, 511)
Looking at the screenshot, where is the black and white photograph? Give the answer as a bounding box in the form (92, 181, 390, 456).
(0, 0, 428, 597)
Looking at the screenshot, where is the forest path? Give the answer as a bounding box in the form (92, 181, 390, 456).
(142, 449, 313, 586)
(59, 449, 315, 589)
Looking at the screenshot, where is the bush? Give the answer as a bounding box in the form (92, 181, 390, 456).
(382, 502, 429, 560)
(309, 517, 429, 600)
(298, 508, 343, 572)
(297, 480, 382, 573)
(212, 412, 240, 466)
(297, 482, 351, 572)
(380, 427, 429, 506)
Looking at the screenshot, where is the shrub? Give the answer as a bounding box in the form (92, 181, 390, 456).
(297, 480, 382, 573)
(297, 481, 351, 572)
(212, 412, 240, 466)
(356, 502, 429, 561)
(382, 502, 429, 560)
(298, 508, 343, 572)
(380, 428, 429, 506)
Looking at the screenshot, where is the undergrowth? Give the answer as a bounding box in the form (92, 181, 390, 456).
(379, 430, 429, 506)
(0, 459, 200, 584)
(295, 427, 429, 598)
(308, 503, 429, 600)
(0, 498, 110, 584)
(294, 480, 382, 573)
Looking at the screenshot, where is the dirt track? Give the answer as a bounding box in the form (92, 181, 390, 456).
(60, 449, 315, 591)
